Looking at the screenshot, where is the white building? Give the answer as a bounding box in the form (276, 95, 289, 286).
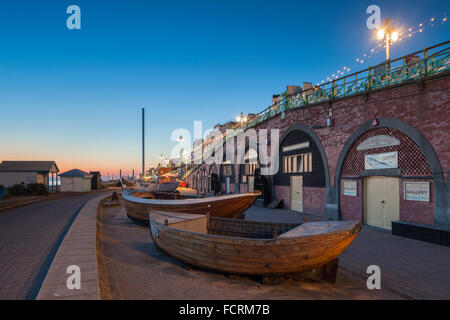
(59, 169, 93, 192)
(0, 161, 59, 191)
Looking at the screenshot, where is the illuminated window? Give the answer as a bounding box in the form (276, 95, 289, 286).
(283, 153, 312, 173)
(223, 165, 233, 176)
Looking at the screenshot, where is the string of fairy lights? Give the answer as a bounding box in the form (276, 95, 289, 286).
(315, 11, 448, 86)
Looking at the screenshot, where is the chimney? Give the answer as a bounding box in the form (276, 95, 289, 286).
(302, 82, 313, 91)
(286, 85, 301, 96)
(272, 94, 281, 106)
(302, 82, 313, 97)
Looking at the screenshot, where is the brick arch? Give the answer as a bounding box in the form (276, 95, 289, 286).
(208, 164, 219, 176)
(341, 127, 431, 177)
(237, 146, 261, 184)
(334, 118, 446, 225)
(278, 123, 330, 189)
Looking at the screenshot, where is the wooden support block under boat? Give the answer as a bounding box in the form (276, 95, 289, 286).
(122, 188, 261, 224)
(148, 210, 362, 276)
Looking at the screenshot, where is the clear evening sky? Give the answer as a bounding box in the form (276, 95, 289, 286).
(0, 0, 448, 177)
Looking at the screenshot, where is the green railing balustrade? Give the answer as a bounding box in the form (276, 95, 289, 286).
(182, 41, 449, 181)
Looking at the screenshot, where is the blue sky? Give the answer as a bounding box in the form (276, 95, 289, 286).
(0, 0, 448, 176)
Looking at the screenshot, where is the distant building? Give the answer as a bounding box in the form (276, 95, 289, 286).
(60, 169, 93, 192)
(0, 161, 59, 191)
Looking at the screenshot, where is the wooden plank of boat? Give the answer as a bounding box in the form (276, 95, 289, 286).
(149, 210, 362, 276)
(123, 188, 261, 224)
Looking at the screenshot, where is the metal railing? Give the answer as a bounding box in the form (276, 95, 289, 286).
(183, 41, 450, 180)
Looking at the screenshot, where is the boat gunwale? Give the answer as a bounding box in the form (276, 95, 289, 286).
(149, 212, 362, 243)
(123, 188, 262, 205)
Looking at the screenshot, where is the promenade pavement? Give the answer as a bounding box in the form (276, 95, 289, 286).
(0, 191, 110, 299)
(245, 204, 450, 299)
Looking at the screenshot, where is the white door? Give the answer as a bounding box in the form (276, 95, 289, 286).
(290, 176, 303, 212)
(364, 177, 399, 230)
(248, 176, 254, 192)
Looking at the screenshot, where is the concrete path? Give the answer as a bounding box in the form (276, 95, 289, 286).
(339, 227, 450, 299)
(0, 191, 110, 300)
(98, 205, 403, 299)
(37, 194, 112, 300)
(244, 205, 450, 299)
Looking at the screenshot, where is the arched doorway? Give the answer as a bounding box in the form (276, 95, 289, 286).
(209, 164, 220, 194)
(335, 118, 445, 228)
(275, 124, 328, 215)
(195, 171, 201, 191)
(239, 148, 260, 193)
(201, 168, 208, 194)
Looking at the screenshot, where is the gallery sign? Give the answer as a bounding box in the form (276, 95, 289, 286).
(357, 135, 400, 150)
(365, 151, 398, 170)
(404, 182, 430, 202)
(343, 180, 357, 196)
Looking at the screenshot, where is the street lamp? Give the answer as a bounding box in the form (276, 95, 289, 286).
(377, 18, 399, 60)
(182, 151, 188, 176)
(177, 136, 184, 177)
(236, 112, 247, 124)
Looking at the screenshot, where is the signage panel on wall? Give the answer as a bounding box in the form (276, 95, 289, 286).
(357, 135, 400, 150)
(282, 141, 310, 153)
(404, 181, 430, 202)
(343, 180, 357, 196)
(364, 151, 398, 170)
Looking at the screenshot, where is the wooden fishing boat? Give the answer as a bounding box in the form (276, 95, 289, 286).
(149, 210, 362, 275)
(122, 188, 262, 224)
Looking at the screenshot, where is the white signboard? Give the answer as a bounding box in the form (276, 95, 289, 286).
(404, 182, 430, 202)
(365, 151, 398, 170)
(357, 135, 400, 150)
(282, 141, 309, 152)
(343, 180, 357, 196)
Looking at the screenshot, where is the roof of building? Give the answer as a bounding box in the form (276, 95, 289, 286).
(60, 169, 92, 178)
(0, 161, 59, 173)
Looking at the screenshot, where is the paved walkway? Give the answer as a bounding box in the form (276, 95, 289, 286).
(37, 194, 111, 300)
(339, 227, 450, 299)
(0, 191, 109, 300)
(98, 205, 403, 299)
(245, 205, 450, 299)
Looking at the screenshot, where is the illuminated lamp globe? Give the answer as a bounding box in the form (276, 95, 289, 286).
(391, 31, 399, 42)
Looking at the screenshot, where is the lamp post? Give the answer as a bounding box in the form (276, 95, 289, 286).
(377, 18, 399, 60)
(236, 112, 247, 124)
(177, 135, 184, 178)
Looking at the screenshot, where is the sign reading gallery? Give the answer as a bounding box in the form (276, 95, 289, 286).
(404, 181, 430, 202)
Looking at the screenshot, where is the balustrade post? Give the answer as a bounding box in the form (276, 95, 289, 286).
(423, 47, 429, 76)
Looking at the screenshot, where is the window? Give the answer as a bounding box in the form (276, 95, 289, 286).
(223, 165, 233, 176)
(245, 163, 259, 176)
(283, 153, 312, 173)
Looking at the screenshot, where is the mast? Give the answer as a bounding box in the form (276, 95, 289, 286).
(142, 107, 145, 176)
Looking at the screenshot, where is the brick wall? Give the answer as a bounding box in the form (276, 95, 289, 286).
(187, 74, 450, 225)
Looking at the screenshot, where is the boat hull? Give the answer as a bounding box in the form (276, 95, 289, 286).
(149, 182, 179, 193)
(149, 213, 362, 275)
(123, 189, 261, 223)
